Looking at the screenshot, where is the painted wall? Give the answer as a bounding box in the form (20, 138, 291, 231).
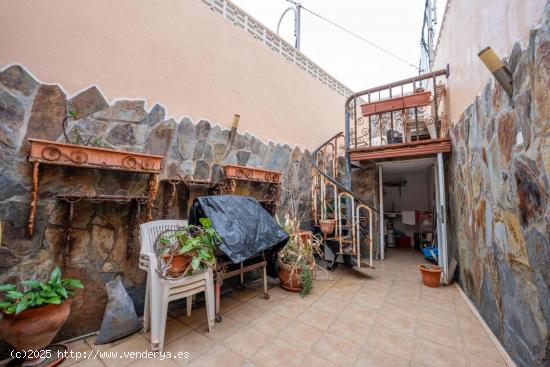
(383, 172, 431, 213)
(432, 0, 546, 123)
(0, 0, 346, 150)
(447, 4, 550, 365)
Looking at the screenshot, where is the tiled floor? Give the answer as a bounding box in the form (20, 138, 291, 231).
(62, 249, 507, 367)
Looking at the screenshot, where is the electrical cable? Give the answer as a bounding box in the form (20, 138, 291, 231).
(284, 0, 419, 70)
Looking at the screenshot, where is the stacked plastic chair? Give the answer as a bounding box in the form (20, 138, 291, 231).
(139, 220, 215, 351)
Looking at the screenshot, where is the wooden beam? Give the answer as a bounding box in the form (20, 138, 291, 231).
(349, 138, 451, 161)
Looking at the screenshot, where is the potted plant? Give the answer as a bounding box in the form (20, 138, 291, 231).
(0, 267, 83, 364)
(318, 202, 335, 236)
(157, 218, 219, 278)
(276, 215, 321, 296)
(418, 264, 442, 287)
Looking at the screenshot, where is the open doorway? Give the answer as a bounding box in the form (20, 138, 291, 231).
(377, 155, 449, 281)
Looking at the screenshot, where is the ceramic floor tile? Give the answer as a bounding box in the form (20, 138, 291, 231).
(143, 318, 192, 345)
(312, 333, 361, 367)
(249, 310, 292, 335)
(222, 326, 271, 358)
(246, 294, 279, 310)
(101, 335, 151, 367)
(462, 333, 504, 363)
(374, 312, 417, 336)
(196, 315, 242, 341)
(311, 295, 348, 313)
(70, 360, 106, 367)
(131, 359, 180, 367)
(365, 326, 415, 360)
(415, 320, 462, 349)
(62, 340, 93, 366)
(413, 339, 467, 367)
(224, 303, 265, 323)
(354, 347, 411, 367)
(219, 296, 244, 313)
(417, 307, 459, 330)
(187, 344, 245, 367)
(327, 317, 372, 343)
(164, 330, 214, 365)
(228, 287, 262, 302)
(345, 303, 378, 325)
(63, 249, 510, 367)
(251, 338, 306, 367)
(276, 321, 324, 350)
(299, 354, 338, 367)
(468, 353, 507, 367)
(270, 299, 308, 319)
(296, 307, 336, 330)
(175, 306, 209, 329)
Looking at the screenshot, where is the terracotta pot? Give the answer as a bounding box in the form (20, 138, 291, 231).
(319, 219, 335, 235)
(418, 264, 442, 287)
(223, 164, 282, 183)
(360, 91, 432, 117)
(28, 139, 163, 173)
(292, 231, 312, 246)
(162, 253, 193, 277)
(278, 261, 315, 292)
(0, 301, 71, 359)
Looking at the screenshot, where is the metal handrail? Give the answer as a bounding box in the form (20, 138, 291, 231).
(310, 132, 379, 214)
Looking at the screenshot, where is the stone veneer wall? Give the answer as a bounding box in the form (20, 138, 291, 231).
(351, 162, 380, 259)
(0, 64, 312, 347)
(447, 5, 550, 366)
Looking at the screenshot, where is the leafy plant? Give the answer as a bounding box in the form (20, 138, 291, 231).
(158, 218, 219, 275)
(276, 214, 322, 297)
(299, 263, 313, 297)
(0, 267, 83, 316)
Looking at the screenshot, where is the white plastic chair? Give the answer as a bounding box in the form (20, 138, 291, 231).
(139, 220, 215, 351)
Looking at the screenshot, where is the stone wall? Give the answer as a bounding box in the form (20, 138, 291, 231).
(0, 64, 312, 347)
(351, 163, 381, 259)
(447, 4, 550, 366)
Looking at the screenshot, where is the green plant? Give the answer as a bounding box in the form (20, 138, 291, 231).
(159, 218, 219, 275)
(276, 214, 322, 297)
(299, 263, 313, 297)
(0, 267, 83, 316)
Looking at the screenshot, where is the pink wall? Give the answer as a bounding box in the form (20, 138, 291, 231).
(0, 0, 346, 149)
(432, 0, 546, 122)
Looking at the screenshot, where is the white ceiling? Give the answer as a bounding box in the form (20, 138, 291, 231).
(377, 157, 435, 175)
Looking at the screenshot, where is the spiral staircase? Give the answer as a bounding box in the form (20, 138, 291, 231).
(310, 132, 375, 275)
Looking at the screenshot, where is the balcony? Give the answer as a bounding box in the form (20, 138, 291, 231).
(346, 68, 451, 161)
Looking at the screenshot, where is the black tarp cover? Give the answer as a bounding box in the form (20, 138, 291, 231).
(189, 195, 289, 277)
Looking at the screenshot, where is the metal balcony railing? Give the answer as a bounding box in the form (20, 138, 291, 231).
(345, 68, 449, 150)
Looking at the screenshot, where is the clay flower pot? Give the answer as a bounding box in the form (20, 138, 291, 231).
(162, 253, 193, 277)
(292, 231, 312, 246)
(418, 264, 442, 287)
(0, 301, 71, 363)
(319, 219, 335, 235)
(278, 261, 315, 292)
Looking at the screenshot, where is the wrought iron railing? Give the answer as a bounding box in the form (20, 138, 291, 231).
(345, 68, 449, 150)
(200, 0, 355, 97)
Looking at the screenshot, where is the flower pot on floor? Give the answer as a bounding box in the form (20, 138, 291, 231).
(0, 301, 71, 364)
(278, 261, 315, 292)
(418, 264, 442, 287)
(162, 253, 193, 277)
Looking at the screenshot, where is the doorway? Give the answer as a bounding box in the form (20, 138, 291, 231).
(377, 154, 449, 282)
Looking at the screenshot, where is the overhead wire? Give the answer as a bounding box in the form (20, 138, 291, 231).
(284, 0, 419, 70)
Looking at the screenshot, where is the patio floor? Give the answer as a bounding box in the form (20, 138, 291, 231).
(61, 249, 507, 367)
